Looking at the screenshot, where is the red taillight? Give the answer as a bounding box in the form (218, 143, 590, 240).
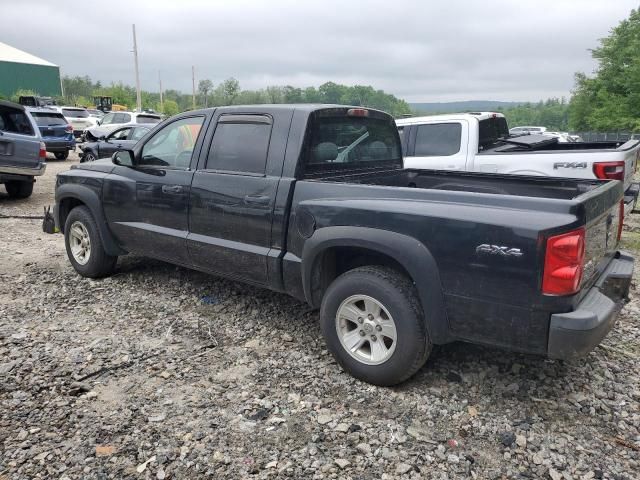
(347, 108, 369, 117)
(617, 199, 624, 242)
(542, 228, 585, 295)
(39, 141, 46, 159)
(593, 161, 624, 181)
(65, 124, 74, 134)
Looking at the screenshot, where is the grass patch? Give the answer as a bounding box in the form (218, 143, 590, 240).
(620, 230, 640, 253)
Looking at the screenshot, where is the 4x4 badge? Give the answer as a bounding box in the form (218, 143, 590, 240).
(476, 244, 523, 257)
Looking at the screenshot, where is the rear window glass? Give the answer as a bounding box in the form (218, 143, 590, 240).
(207, 118, 272, 174)
(31, 112, 67, 126)
(136, 115, 161, 124)
(303, 110, 401, 175)
(479, 117, 509, 148)
(0, 107, 34, 135)
(414, 123, 461, 156)
(62, 108, 89, 118)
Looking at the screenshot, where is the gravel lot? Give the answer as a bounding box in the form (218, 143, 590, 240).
(1, 152, 639, 479)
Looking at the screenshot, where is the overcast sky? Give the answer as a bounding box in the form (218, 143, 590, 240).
(3, 0, 638, 102)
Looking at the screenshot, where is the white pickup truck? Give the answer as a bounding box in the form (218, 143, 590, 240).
(396, 112, 640, 214)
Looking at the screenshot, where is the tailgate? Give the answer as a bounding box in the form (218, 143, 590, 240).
(579, 180, 624, 290)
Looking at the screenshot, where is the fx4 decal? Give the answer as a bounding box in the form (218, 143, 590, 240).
(476, 244, 524, 257)
(553, 162, 587, 170)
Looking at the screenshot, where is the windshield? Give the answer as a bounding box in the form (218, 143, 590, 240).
(303, 109, 402, 176)
(62, 108, 89, 118)
(31, 112, 67, 126)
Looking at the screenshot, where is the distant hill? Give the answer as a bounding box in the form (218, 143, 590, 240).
(409, 100, 525, 114)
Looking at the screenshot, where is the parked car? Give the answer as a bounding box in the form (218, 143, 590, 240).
(26, 107, 75, 160)
(82, 111, 161, 140)
(86, 109, 104, 119)
(396, 113, 640, 215)
(79, 125, 150, 162)
(57, 107, 99, 137)
(509, 125, 547, 135)
(0, 100, 46, 198)
(48, 105, 633, 386)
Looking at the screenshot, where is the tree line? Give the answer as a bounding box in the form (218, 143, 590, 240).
(19, 76, 412, 118)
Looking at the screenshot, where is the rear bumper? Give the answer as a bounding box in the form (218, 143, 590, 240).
(0, 161, 47, 177)
(624, 182, 639, 215)
(547, 251, 634, 359)
(44, 139, 75, 153)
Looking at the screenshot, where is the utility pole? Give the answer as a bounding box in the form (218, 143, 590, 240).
(159, 70, 163, 114)
(191, 66, 196, 109)
(132, 24, 142, 112)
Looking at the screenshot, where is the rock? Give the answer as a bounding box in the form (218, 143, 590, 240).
(16, 430, 28, 441)
(356, 443, 372, 455)
(95, 445, 116, 456)
(447, 454, 459, 464)
(281, 333, 294, 342)
(317, 414, 333, 425)
(467, 405, 478, 417)
(549, 468, 563, 480)
(148, 414, 166, 422)
(396, 463, 412, 474)
(335, 458, 350, 469)
(156, 468, 166, 479)
(265, 460, 278, 469)
(532, 453, 543, 465)
(500, 432, 516, 447)
(334, 423, 350, 433)
(516, 434, 527, 448)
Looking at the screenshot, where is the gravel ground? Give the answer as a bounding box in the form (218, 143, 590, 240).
(1, 152, 639, 479)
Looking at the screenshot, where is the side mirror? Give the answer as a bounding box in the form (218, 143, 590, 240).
(99, 135, 107, 141)
(112, 150, 135, 167)
(96, 120, 102, 126)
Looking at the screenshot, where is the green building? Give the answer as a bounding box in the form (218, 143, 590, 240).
(0, 42, 61, 98)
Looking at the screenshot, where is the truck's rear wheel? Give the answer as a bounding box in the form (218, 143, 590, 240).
(320, 266, 431, 386)
(64, 206, 117, 278)
(5, 180, 34, 199)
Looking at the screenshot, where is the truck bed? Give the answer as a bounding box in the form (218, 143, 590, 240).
(311, 167, 604, 200)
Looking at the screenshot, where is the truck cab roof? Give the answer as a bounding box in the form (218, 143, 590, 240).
(396, 112, 505, 126)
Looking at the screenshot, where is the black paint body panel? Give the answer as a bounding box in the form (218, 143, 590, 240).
(53, 105, 629, 356)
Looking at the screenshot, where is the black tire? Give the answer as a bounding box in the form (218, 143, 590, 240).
(82, 151, 97, 163)
(320, 266, 431, 386)
(5, 180, 34, 199)
(55, 151, 69, 160)
(64, 206, 117, 278)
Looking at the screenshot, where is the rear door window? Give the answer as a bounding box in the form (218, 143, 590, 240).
(62, 108, 89, 118)
(136, 115, 161, 124)
(0, 107, 34, 135)
(205, 115, 272, 174)
(31, 112, 67, 126)
(414, 123, 461, 156)
(129, 127, 148, 141)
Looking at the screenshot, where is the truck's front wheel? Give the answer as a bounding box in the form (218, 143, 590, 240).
(64, 206, 117, 278)
(320, 266, 431, 386)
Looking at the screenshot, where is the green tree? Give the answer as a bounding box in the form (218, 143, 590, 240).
(198, 79, 214, 107)
(569, 8, 640, 131)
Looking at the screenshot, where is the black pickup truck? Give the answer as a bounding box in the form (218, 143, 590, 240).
(49, 105, 634, 386)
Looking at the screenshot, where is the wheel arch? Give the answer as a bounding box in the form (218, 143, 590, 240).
(56, 184, 126, 256)
(302, 226, 450, 344)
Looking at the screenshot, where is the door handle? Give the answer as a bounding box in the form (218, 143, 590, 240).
(243, 194, 270, 205)
(162, 185, 184, 194)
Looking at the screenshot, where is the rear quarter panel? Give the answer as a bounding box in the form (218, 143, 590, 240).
(286, 180, 583, 353)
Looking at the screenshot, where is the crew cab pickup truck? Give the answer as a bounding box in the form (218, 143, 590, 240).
(396, 113, 640, 215)
(0, 100, 46, 199)
(48, 105, 633, 386)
